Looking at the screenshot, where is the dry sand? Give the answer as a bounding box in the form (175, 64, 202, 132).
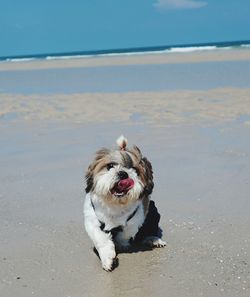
(1, 88, 250, 125)
(1, 50, 250, 297)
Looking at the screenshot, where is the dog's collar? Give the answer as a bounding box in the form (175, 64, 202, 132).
(91, 199, 139, 237)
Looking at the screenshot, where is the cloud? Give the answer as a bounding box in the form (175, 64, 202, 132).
(154, 0, 208, 10)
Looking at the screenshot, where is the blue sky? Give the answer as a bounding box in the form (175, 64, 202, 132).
(0, 0, 250, 56)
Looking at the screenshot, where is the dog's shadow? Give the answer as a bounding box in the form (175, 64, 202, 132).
(119, 243, 154, 254)
(93, 244, 153, 270)
(93, 243, 153, 270)
(93, 243, 152, 257)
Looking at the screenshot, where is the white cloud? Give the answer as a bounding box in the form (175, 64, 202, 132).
(154, 0, 207, 10)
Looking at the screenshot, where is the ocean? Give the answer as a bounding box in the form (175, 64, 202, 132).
(1, 40, 250, 63)
(1, 39, 250, 94)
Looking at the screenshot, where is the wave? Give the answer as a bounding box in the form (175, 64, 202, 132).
(45, 54, 92, 60)
(169, 46, 217, 53)
(4, 57, 37, 62)
(1, 40, 250, 63)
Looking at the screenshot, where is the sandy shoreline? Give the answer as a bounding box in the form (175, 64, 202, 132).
(1, 50, 250, 297)
(1, 48, 250, 71)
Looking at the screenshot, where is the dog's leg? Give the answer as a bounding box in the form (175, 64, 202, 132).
(142, 236, 166, 248)
(115, 220, 142, 251)
(115, 232, 132, 252)
(84, 198, 117, 271)
(134, 200, 166, 248)
(94, 232, 117, 271)
(85, 218, 117, 271)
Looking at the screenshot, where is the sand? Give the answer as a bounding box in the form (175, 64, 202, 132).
(1, 88, 250, 124)
(1, 49, 250, 297)
(1, 48, 250, 71)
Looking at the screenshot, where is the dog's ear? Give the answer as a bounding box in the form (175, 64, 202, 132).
(85, 165, 94, 193)
(85, 148, 110, 193)
(130, 146, 154, 195)
(141, 157, 154, 196)
(95, 148, 110, 161)
(130, 145, 142, 160)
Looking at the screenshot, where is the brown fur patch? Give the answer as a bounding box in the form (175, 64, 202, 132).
(85, 148, 111, 193)
(128, 146, 154, 198)
(140, 157, 154, 196)
(142, 195, 150, 216)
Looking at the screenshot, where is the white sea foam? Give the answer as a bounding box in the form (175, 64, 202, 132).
(44, 50, 171, 60)
(45, 55, 91, 60)
(97, 50, 170, 57)
(0, 46, 221, 63)
(5, 57, 37, 62)
(169, 46, 217, 53)
(1, 43, 249, 63)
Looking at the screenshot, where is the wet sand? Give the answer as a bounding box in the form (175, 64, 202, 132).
(1, 56, 250, 94)
(1, 50, 250, 297)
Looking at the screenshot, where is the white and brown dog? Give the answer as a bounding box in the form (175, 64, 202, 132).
(84, 136, 165, 271)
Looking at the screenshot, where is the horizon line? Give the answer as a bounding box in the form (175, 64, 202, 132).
(1, 38, 250, 60)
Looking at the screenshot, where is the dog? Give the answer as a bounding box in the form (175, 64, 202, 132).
(84, 136, 166, 271)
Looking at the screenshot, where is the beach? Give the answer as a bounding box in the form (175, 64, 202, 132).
(1, 49, 250, 297)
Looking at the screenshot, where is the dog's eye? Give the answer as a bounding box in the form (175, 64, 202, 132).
(106, 163, 116, 171)
(132, 167, 140, 176)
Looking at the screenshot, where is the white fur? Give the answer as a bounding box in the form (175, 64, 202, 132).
(142, 236, 166, 248)
(116, 135, 128, 150)
(84, 193, 145, 270)
(93, 165, 144, 202)
(84, 140, 165, 271)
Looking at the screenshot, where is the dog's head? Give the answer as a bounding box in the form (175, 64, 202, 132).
(85, 136, 154, 205)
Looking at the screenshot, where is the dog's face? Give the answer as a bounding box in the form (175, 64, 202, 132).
(85, 136, 154, 205)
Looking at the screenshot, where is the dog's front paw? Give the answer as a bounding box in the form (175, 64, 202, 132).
(102, 256, 118, 272)
(99, 246, 117, 271)
(142, 236, 166, 248)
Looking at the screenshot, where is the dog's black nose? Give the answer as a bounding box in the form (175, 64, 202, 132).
(117, 171, 129, 180)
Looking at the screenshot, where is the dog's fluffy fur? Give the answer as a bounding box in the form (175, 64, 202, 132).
(84, 136, 165, 271)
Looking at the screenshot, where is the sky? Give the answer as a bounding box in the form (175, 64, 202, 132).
(0, 0, 250, 57)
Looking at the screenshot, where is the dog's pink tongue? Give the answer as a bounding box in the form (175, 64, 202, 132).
(117, 178, 134, 191)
